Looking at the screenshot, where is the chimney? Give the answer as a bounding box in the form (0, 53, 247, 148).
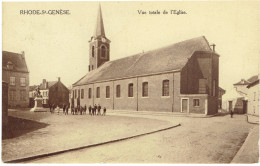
(58, 77, 61, 82)
(210, 44, 216, 52)
(43, 79, 46, 88)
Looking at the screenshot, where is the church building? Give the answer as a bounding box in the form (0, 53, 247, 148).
(71, 5, 219, 115)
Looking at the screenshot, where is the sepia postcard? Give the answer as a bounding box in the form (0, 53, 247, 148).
(2, 1, 259, 164)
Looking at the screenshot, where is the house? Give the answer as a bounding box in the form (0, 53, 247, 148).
(70, 5, 219, 115)
(2, 51, 29, 108)
(247, 77, 259, 116)
(222, 75, 258, 114)
(34, 77, 69, 107)
(218, 87, 226, 109)
(2, 81, 8, 129)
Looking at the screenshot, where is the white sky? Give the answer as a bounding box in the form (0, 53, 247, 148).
(2, 1, 259, 90)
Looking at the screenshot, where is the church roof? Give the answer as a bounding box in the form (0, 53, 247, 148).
(94, 4, 105, 38)
(73, 36, 214, 86)
(2, 51, 29, 73)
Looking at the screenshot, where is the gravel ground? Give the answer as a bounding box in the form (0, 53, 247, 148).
(28, 113, 255, 164)
(3, 110, 174, 162)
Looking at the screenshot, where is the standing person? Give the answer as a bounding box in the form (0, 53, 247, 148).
(57, 105, 60, 115)
(230, 110, 233, 118)
(52, 104, 55, 114)
(71, 105, 74, 115)
(92, 106, 95, 116)
(94, 104, 97, 115)
(89, 105, 92, 115)
(102, 107, 106, 116)
(49, 104, 52, 113)
(63, 104, 66, 114)
(84, 105, 87, 115)
(80, 106, 83, 115)
(97, 104, 101, 115)
(65, 105, 69, 115)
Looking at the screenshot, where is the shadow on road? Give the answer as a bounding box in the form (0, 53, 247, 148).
(2, 116, 49, 140)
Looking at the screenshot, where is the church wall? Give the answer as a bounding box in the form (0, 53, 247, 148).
(173, 72, 181, 112)
(93, 81, 114, 109)
(113, 78, 138, 110)
(137, 73, 174, 112)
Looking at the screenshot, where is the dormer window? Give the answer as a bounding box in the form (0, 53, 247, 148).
(7, 61, 14, 70)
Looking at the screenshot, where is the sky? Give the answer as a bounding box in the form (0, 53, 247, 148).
(2, 1, 259, 90)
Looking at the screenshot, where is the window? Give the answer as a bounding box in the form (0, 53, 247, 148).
(128, 83, 133, 97)
(142, 82, 148, 97)
(116, 85, 121, 98)
(20, 78, 26, 86)
(10, 77, 15, 85)
(106, 86, 110, 98)
(96, 87, 100, 98)
(20, 90, 26, 100)
(193, 99, 200, 107)
(81, 89, 84, 99)
(92, 65, 94, 70)
(10, 90, 15, 100)
(88, 88, 92, 98)
(162, 80, 169, 96)
(92, 46, 95, 57)
(74, 89, 77, 99)
(46, 91, 48, 97)
(89, 65, 90, 71)
(101, 45, 106, 58)
(72, 90, 74, 98)
(78, 89, 80, 98)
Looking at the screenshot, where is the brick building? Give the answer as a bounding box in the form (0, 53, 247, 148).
(71, 6, 219, 115)
(2, 51, 29, 108)
(30, 78, 69, 108)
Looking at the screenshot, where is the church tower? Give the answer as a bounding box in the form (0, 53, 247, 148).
(89, 4, 111, 71)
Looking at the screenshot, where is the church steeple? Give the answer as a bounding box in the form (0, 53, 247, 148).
(88, 4, 110, 72)
(94, 4, 105, 38)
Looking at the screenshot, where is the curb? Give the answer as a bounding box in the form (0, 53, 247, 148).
(231, 126, 258, 163)
(5, 123, 181, 163)
(245, 115, 259, 125)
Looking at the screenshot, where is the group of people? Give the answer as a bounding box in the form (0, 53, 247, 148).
(88, 104, 106, 116)
(49, 103, 106, 116)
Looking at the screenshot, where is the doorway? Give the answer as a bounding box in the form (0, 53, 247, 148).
(181, 99, 189, 113)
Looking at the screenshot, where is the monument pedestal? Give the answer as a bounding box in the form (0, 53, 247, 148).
(30, 97, 46, 112)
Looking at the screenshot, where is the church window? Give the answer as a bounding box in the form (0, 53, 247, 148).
(142, 82, 148, 97)
(78, 89, 80, 98)
(88, 88, 92, 99)
(101, 45, 106, 58)
(81, 89, 84, 99)
(162, 80, 169, 96)
(92, 46, 95, 57)
(106, 86, 110, 98)
(128, 83, 133, 97)
(89, 65, 90, 71)
(96, 87, 100, 98)
(92, 65, 94, 70)
(116, 85, 120, 98)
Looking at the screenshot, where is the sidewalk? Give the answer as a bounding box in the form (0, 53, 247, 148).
(246, 114, 259, 124)
(108, 109, 216, 118)
(231, 125, 259, 163)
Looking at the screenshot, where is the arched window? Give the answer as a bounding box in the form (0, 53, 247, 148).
(106, 86, 110, 98)
(128, 83, 133, 97)
(142, 82, 148, 97)
(92, 46, 95, 57)
(88, 88, 92, 99)
(116, 85, 120, 98)
(101, 45, 106, 58)
(162, 80, 169, 96)
(96, 87, 100, 98)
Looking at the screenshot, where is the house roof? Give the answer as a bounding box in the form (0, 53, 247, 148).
(39, 81, 57, 90)
(29, 85, 38, 91)
(219, 87, 225, 92)
(234, 75, 259, 86)
(2, 51, 29, 72)
(73, 36, 214, 86)
(247, 79, 259, 88)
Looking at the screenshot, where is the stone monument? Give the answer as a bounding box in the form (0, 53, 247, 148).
(30, 86, 46, 112)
